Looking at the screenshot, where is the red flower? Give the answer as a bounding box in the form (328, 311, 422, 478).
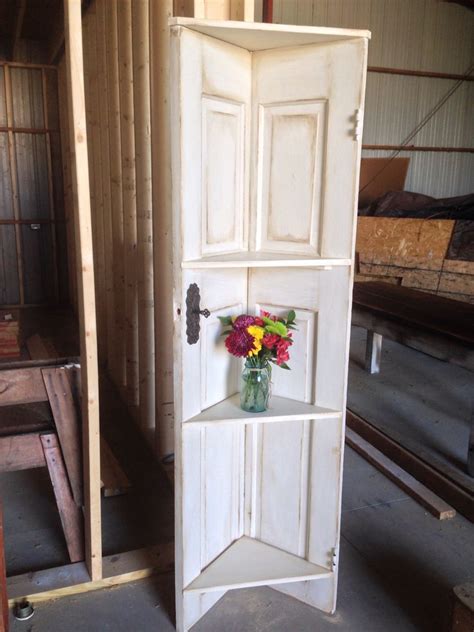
(276, 338, 292, 365)
(262, 333, 279, 349)
(260, 310, 277, 321)
(225, 328, 254, 357)
(233, 315, 255, 330)
(254, 317, 264, 327)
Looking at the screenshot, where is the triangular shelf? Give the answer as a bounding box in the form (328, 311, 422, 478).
(184, 536, 332, 593)
(184, 394, 341, 426)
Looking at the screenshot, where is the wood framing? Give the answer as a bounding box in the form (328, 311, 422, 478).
(63, 0, 102, 581)
(150, 0, 174, 456)
(132, 0, 155, 435)
(7, 544, 174, 606)
(105, 0, 126, 390)
(117, 0, 139, 411)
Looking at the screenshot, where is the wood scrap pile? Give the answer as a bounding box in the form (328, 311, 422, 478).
(0, 313, 20, 359)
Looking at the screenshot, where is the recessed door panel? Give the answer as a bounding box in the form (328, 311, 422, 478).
(202, 96, 245, 255)
(256, 101, 326, 255)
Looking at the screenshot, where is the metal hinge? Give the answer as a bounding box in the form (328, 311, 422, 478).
(354, 108, 364, 140)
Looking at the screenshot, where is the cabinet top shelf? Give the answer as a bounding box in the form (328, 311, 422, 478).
(182, 252, 352, 269)
(170, 18, 371, 51)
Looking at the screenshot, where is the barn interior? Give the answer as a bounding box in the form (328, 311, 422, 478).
(0, 1, 473, 631)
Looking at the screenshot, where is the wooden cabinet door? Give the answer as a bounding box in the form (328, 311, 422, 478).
(171, 23, 368, 632)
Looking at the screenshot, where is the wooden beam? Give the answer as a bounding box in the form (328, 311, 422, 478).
(42, 367, 83, 506)
(150, 0, 174, 456)
(7, 544, 174, 605)
(63, 0, 102, 581)
(117, 0, 139, 411)
(0, 368, 48, 406)
(0, 504, 7, 632)
(132, 0, 155, 435)
(0, 434, 46, 472)
(362, 144, 474, 153)
(367, 65, 474, 82)
(346, 410, 474, 522)
(40, 433, 85, 563)
(100, 437, 131, 497)
(105, 0, 126, 390)
(346, 428, 456, 520)
(11, 0, 27, 61)
(95, 0, 115, 378)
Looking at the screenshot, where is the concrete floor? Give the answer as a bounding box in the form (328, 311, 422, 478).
(8, 445, 474, 631)
(348, 326, 473, 493)
(5, 327, 474, 630)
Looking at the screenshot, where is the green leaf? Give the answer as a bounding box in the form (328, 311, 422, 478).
(220, 329, 232, 336)
(278, 362, 291, 370)
(218, 316, 233, 327)
(261, 316, 275, 327)
(287, 309, 296, 324)
(265, 321, 287, 337)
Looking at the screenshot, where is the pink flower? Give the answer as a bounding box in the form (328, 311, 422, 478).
(225, 328, 254, 357)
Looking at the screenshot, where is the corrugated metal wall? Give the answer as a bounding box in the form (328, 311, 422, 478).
(272, 0, 474, 198)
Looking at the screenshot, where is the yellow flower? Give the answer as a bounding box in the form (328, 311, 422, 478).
(247, 325, 264, 340)
(247, 325, 264, 356)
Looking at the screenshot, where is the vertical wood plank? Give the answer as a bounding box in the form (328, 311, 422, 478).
(0, 503, 7, 632)
(63, 0, 102, 581)
(41, 68, 60, 303)
(95, 0, 115, 375)
(84, 3, 107, 365)
(117, 0, 139, 411)
(4, 65, 25, 305)
(150, 0, 174, 456)
(132, 0, 155, 435)
(40, 433, 85, 563)
(57, 58, 77, 311)
(42, 367, 83, 507)
(105, 0, 126, 390)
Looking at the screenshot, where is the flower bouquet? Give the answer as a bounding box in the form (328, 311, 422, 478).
(219, 310, 297, 413)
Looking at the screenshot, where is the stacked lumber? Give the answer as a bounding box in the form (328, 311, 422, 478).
(0, 313, 20, 359)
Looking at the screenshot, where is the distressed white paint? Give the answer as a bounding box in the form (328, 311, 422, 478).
(170, 19, 368, 632)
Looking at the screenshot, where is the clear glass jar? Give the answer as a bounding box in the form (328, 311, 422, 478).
(240, 362, 271, 413)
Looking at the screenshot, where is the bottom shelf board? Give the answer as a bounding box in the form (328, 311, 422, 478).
(184, 536, 332, 594)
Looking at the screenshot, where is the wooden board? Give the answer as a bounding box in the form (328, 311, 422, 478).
(42, 367, 83, 506)
(0, 368, 48, 406)
(7, 543, 174, 605)
(0, 503, 7, 632)
(353, 281, 474, 346)
(40, 433, 84, 563)
(0, 433, 45, 472)
(346, 428, 456, 520)
(346, 410, 474, 522)
(64, 0, 102, 581)
(100, 437, 131, 497)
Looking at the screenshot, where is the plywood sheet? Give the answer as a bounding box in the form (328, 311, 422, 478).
(358, 157, 410, 208)
(0, 67, 6, 126)
(356, 217, 454, 270)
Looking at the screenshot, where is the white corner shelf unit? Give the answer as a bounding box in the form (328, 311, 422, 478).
(170, 18, 370, 632)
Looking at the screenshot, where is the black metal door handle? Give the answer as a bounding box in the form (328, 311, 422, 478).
(186, 283, 210, 344)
